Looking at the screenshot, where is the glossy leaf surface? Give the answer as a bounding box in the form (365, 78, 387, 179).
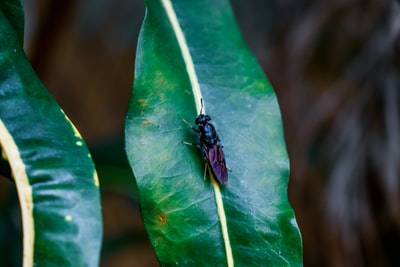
(125, 0, 303, 266)
(0, 1, 102, 266)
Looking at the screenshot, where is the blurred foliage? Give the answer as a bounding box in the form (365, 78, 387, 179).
(265, 1, 400, 267)
(90, 138, 138, 198)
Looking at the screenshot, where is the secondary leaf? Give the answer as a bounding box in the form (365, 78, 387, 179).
(125, 0, 303, 266)
(0, 1, 102, 266)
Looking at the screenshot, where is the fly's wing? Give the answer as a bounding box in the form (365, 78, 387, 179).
(206, 145, 228, 185)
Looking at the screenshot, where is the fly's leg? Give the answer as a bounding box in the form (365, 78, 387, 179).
(181, 118, 200, 147)
(180, 140, 201, 148)
(181, 117, 199, 133)
(203, 161, 208, 181)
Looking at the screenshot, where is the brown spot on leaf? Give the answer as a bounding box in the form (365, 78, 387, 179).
(137, 99, 147, 107)
(158, 214, 167, 224)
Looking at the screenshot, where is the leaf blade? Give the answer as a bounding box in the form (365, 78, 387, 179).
(0, 2, 103, 266)
(126, 0, 302, 266)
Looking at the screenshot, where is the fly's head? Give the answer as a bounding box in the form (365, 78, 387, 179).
(195, 114, 211, 126)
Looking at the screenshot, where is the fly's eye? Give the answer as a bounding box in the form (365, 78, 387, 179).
(195, 114, 211, 125)
(195, 115, 203, 125)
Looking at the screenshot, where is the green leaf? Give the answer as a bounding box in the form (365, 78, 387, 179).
(0, 1, 102, 266)
(125, 0, 302, 266)
(0, 0, 24, 46)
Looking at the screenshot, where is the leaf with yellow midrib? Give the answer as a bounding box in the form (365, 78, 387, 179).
(0, 1, 103, 266)
(125, 0, 303, 266)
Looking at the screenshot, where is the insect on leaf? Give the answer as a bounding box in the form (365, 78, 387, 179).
(125, 0, 303, 266)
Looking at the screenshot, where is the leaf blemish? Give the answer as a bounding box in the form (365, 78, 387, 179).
(137, 99, 147, 107)
(158, 214, 167, 224)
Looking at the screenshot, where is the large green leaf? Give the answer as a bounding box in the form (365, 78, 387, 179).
(125, 0, 302, 266)
(0, 1, 102, 266)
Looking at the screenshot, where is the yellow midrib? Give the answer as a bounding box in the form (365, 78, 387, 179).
(160, 1, 234, 266)
(0, 120, 34, 267)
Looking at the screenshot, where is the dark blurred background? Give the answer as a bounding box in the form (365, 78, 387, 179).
(1, 0, 399, 266)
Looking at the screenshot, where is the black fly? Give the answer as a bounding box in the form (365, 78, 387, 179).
(182, 101, 228, 185)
